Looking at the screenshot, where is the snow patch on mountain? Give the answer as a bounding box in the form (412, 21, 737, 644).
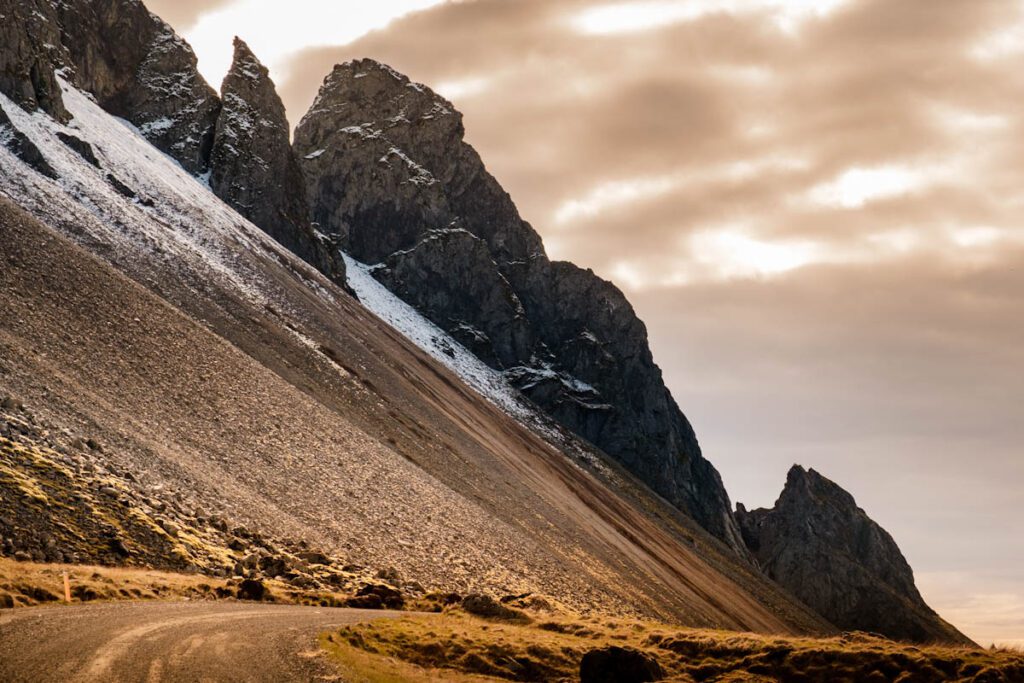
(0, 78, 337, 316)
(344, 254, 613, 475)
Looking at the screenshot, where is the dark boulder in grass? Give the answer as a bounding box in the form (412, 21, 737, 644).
(580, 646, 663, 683)
(236, 578, 268, 601)
(346, 583, 404, 610)
(461, 593, 525, 621)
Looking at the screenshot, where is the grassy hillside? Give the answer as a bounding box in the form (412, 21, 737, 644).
(323, 606, 1024, 683)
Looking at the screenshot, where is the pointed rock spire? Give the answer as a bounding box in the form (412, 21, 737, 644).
(210, 38, 343, 283)
(735, 465, 973, 644)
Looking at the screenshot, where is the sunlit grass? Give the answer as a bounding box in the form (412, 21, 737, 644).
(322, 608, 1024, 682)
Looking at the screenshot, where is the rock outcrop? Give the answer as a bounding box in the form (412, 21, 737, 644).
(56, 0, 221, 174)
(294, 59, 744, 552)
(0, 106, 58, 179)
(210, 38, 343, 283)
(0, 0, 70, 122)
(0, 0, 219, 174)
(0, 4, 340, 279)
(735, 465, 972, 644)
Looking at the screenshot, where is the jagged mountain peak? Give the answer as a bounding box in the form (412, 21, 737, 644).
(736, 465, 971, 644)
(226, 36, 270, 85)
(210, 37, 344, 285)
(294, 59, 747, 555)
(302, 58, 455, 122)
(778, 464, 859, 510)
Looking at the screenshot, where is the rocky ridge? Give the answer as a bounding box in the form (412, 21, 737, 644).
(56, 0, 221, 174)
(735, 466, 971, 644)
(0, 0, 333, 277)
(294, 59, 744, 553)
(210, 38, 344, 283)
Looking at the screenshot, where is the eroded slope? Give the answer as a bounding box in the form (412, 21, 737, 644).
(0, 81, 828, 634)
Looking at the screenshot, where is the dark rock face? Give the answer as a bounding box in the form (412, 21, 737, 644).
(210, 38, 344, 283)
(56, 0, 221, 174)
(373, 229, 533, 367)
(294, 60, 744, 552)
(735, 466, 972, 644)
(0, 0, 70, 122)
(295, 60, 542, 265)
(0, 0, 219, 174)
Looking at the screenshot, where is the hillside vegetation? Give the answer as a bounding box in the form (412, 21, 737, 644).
(323, 606, 1024, 683)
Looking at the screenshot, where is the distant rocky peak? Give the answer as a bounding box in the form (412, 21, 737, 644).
(295, 58, 542, 265)
(736, 465, 971, 644)
(777, 464, 858, 511)
(301, 58, 458, 133)
(297, 59, 464, 199)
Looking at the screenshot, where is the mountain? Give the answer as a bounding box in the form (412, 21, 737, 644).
(0, 0, 338, 281)
(293, 59, 744, 554)
(0, 0, 967, 645)
(210, 37, 343, 284)
(736, 466, 972, 644)
(0, 0, 829, 635)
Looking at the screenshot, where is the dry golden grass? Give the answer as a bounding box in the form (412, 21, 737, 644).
(0, 557, 232, 607)
(0, 557, 364, 608)
(322, 608, 1024, 683)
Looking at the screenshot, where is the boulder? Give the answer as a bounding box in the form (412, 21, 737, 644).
(295, 551, 330, 566)
(347, 583, 404, 610)
(579, 646, 663, 683)
(236, 578, 267, 601)
(461, 593, 523, 620)
(257, 554, 290, 578)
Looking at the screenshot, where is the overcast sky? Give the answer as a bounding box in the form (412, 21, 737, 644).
(149, 0, 1024, 647)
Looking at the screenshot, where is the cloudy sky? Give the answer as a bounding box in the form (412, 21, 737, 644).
(150, 0, 1024, 646)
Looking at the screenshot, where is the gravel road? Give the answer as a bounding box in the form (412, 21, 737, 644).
(0, 601, 399, 682)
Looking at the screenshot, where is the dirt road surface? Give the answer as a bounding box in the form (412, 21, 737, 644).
(0, 601, 399, 682)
